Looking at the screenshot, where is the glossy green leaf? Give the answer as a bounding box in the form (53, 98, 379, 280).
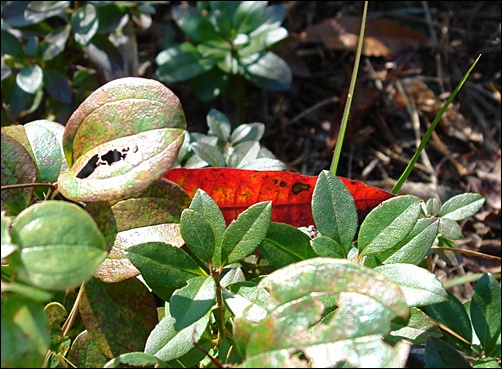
(145, 302, 210, 362)
(230, 122, 265, 144)
(470, 273, 501, 357)
(1, 292, 50, 368)
(170, 276, 216, 330)
(312, 170, 358, 252)
(16, 64, 43, 94)
(258, 222, 317, 268)
(440, 193, 485, 221)
(423, 292, 473, 352)
(235, 258, 410, 367)
(222, 201, 272, 265)
(1, 30, 25, 58)
(191, 141, 226, 167)
(207, 108, 231, 143)
(126, 242, 207, 289)
(67, 330, 109, 368)
(1, 133, 37, 216)
(374, 264, 447, 306)
(242, 51, 292, 91)
(358, 195, 422, 257)
(172, 5, 220, 43)
(79, 276, 158, 359)
(10, 201, 107, 290)
(389, 307, 442, 345)
(25, 1, 69, 23)
(234, 1, 268, 34)
(41, 25, 71, 61)
(58, 127, 184, 202)
(424, 336, 472, 368)
(227, 141, 260, 168)
(104, 352, 167, 368)
(86, 178, 190, 283)
(181, 209, 215, 266)
(71, 3, 99, 46)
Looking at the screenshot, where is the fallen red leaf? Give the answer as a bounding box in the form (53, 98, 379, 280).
(163, 168, 395, 227)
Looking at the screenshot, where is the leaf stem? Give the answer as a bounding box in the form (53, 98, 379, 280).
(391, 54, 481, 194)
(329, 1, 368, 175)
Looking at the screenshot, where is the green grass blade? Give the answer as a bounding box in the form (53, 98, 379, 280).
(329, 1, 368, 175)
(392, 54, 481, 194)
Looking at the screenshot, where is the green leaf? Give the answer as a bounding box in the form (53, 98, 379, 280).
(438, 217, 463, 240)
(192, 67, 229, 101)
(67, 330, 109, 368)
(43, 69, 72, 104)
(242, 51, 292, 91)
(358, 195, 422, 257)
(312, 170, 358, 252)
(10, 201, 107, 290)
(1, 292, 50, 368)
(470, 273, 501, 357)
(126, 242, 207, 289)
(311, 235, 346, 258)
(440, 193, 485, 221)
(424, 336, 472, 368)
(234, 1, 268, 35)
(223, 281, 269, 323)
(227, 141, 260, 168)
(189, 189, 227, 249)
(25, 1, 69, 23)
(156, 43, 217, 83)
(207, 108, 231, 143)
(235, 258, 410, 367)
(145, 302, 210, 362)
(222, 201, 272, 265)
(374, 264, 448, 307)
(71, 3, 99, 46)
(1, 133, 37, 216)
(389, 307, 442, 345)
(230, 122, 265, 144)
(16, 64, 43, 94)
(181, 209, 215, 266)
(86, 178, 190, 283)
(41, 25, 71, 61)
(259, 222, 317, 268)
(1, 30, 25, 58)
(423, 292, 473, 352)
(170, 275, 216, 330)
(104, 352, 167, 368)
(191, 141, 226, 167)
(172, 5, 221, 43)
(79, 277, 158, 359)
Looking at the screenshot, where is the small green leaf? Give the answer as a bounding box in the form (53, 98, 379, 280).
(222, 201, 272, 265)
(41, 25, 71, 61)
(170, 276, 216, 330)
(259, 222, 317, 268)
(126, 242, 207, 289)
(470, 273, 501, 357)
(10, 201, 107, 290)
(191, 141, 226, 167)
(440, 193, 485, 221)
(223, 281, 269, 323)
(79, 277, 158, 359)
(230, 122, 265, 144)
(226, 141, 260, 168)
(16, 65, 43, 94)
(358, 195, 422, 257)
(389, 307, 442, 345)
(243, 51, 292, 91)
(311, 235, 345, 258)
(374, 264, 448, 306)
(71, 3, 99, 46)
(424, 336, 472, 368)
(66, 330, 109, 368)
(145, 302, 210, 362)
(312, 170, 358, 252)
(438, 217, 463, 240)
(104, 352, 167, 368)
(181, 209, 215, 266)
(207, 108, 231, 143)
(1, 292, 50, 368)
(234, 1, 268, 35)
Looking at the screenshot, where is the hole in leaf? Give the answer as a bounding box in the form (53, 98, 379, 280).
(76, 148, 130, 179)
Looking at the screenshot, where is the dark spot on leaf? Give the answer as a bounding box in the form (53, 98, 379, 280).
(77, 154, 99, 179)
(280, 181, 287, 187)
(292, 182, 310, 195)
(99, 149, 127, 165)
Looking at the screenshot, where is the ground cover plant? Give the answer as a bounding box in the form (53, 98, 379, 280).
(2, 1, 500, 368)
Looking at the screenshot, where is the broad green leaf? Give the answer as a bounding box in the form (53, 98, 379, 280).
(226, 141, 260, 168)
(230, 122, 265, 144)
(312, 170, 358, 252)
(191, 141, 226, 167)
(1, 133, 37, 216)
(10, 201, 107, 290)
(1, 292, 50, 368)
(172, 5, 221, 43)
(16, 64, 43, 94)
(62, 77, 186, 167)
(58, 128, 184, 202)
(104, 352, 167, 368)
(311, 235, 345, 258)
(145, 302, 210, 362)
(0, 282, 52, 303)
(41, 25, 71, 61)
(374, 264, 447, 307)
(192, 67, 229, 101)
(170, 276, 216, 330)
(389, 307, 442, 345)
(234, 1, 268, 34)
(221, 201, 272, 265)
(220, 267, 246, 287)
(79, 277, 158, 359)
(126, 242, 207, 289)
(66, 330, 109, 368)
(470, 273, 501, 357)
(86, 178, 190, 283)
(207, 108, 231, 143)
(71, 3, 99, 46)
(424, 336, 472, 368)
(181, 209, 215, 266)
(223, 281, 269, 323)
(438, 217, 463, 240)
(440, 193, 485, 221)
(259, 222, 317, 268)
(423, 292, 473, 352)
(1, 30, 24, 57)
(235, 258, 410, 367)
(25, 1, 69, 23)
(358, 195, 422, 257)
(242, 51, 292, 91)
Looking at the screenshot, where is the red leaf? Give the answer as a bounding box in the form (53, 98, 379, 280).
(164, 168, 394, 227)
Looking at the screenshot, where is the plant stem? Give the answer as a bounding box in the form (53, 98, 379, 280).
(329, 1, 368, 175)
(391, 54, 481, 194)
